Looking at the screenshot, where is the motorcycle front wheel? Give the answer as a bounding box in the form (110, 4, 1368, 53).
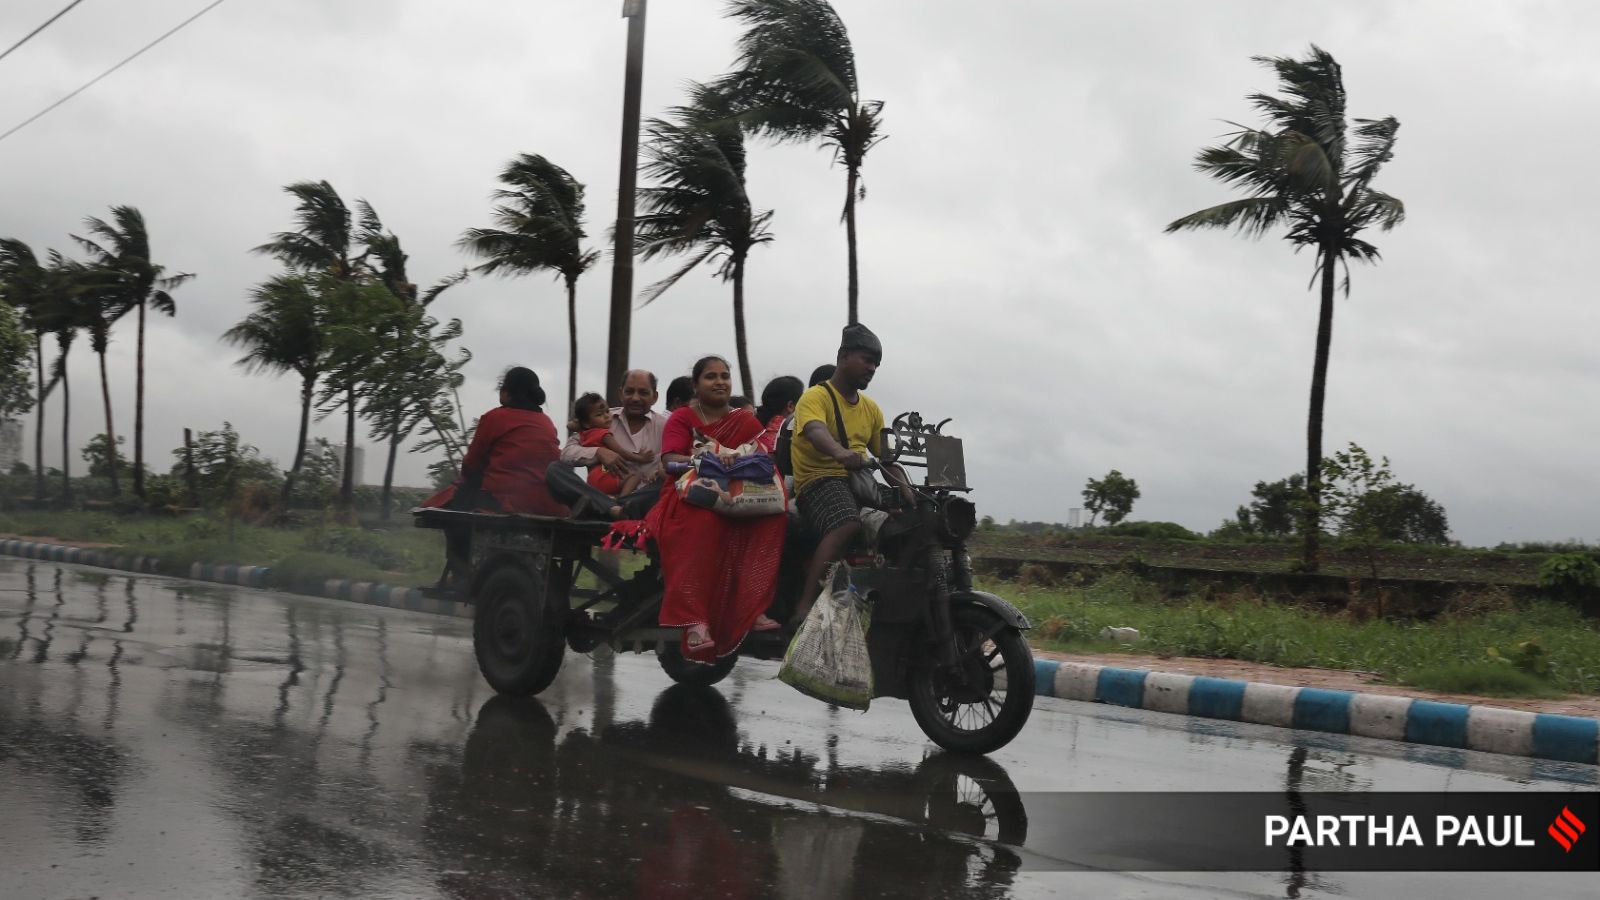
(908, 604, 1035, 754)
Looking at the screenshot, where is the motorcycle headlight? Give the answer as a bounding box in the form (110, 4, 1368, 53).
(938, 497, 977, 543)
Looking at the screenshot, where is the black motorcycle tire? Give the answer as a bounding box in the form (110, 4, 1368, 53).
(908, 604, 1035, 754)
(656, 640, 738, 687)
(473, 564, 566, 696)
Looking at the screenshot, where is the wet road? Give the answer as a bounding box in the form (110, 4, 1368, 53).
(2, 557, 1596, 899)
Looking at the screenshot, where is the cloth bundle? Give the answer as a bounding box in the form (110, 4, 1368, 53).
(677, 437, 788, 518)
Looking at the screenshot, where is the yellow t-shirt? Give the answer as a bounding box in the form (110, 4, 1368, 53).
(791, 383, 885, 491)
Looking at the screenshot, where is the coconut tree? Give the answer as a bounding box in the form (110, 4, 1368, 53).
(73, 207, 193, 500)
(0, 239, 52, 500)
(458, 154, 599, 416)
(1165, 46, 1404, 572)
(74, 270, 131, 496)
(39, 253, 92, 502)
(636, 82, 775, 398)
(721, 0, 884, 325)
(255, 181, 374, 510)
(221, 273, 330, 504)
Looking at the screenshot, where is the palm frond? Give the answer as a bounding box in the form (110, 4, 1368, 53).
(1165, 197, 1288, 237)
(638, 245, 718, 308)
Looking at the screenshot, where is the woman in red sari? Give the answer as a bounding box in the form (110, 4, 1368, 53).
(648, 356, 787, 660)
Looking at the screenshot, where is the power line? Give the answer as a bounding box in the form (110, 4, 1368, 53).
(0, 0, 88, 65)
(0, 0, 228, 146)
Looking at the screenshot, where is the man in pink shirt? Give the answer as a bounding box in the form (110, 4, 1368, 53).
(546, 369, 667, 519)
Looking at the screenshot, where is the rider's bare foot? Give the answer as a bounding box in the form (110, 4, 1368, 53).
(684, 624, 715, 651)
(752, 614, 781, 632)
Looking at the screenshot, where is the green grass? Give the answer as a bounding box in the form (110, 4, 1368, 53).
(997, 572, 1600, 697)
(1401, 663, 1564, 698)
(0, 509, 444, 588)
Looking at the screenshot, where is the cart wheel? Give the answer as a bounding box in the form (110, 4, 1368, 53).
(655, 640, 737, 687)
(473, 565, 565, 696)
(907, 604, 1034, 754)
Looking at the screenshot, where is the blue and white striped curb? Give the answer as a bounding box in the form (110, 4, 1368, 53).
(0, 538, 159, 574)
(3, 539, 469, 620)
(1034, 659, 1600, 765)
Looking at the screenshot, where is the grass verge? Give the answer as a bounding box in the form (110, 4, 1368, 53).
(996, 572, 1600, 697)
(0, 509, 443, 588)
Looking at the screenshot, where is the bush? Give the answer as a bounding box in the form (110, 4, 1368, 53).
(1538, 552, 1600, 608)
(1402, 662, 1558, 698)
(1105, 521, 1201, 541)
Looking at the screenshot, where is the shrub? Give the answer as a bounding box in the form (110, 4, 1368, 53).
(301, 525, 413, 571)
(1106, 521, 1200, 541)
(1538, 552, 1600, 607)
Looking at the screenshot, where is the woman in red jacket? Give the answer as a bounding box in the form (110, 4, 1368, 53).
(425, 367, 567, 586)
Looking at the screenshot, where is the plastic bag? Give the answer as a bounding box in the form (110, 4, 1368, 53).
(779, 563, 873, 710)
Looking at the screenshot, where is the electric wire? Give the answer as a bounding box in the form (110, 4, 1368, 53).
(0, 0, 228, 146)
(0, 0, 88, 65)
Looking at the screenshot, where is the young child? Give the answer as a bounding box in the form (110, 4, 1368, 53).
(573, 392, 655, 498)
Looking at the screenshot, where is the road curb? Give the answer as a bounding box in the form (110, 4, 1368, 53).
(1, 539, 472, 621)
(1033, 658, 1600, 766)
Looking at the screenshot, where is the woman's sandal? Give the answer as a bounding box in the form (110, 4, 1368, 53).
(751, 615, 781, 632)
(684, 625, 716, 652)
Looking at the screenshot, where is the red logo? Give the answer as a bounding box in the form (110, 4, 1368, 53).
(1548, 807, 1586, 852)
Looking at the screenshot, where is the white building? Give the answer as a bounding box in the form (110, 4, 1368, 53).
(334, 442, 366, 487)
(0, 419, 22, 473)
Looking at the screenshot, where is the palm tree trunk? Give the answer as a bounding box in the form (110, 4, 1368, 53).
(381, 422, 400, 522)
(731, 256, 753, 399)
(566, 276, 579, 416)
(283, 376, 313, 505)
(97, 347, 120, 496)
(845, 164, 860, 326)
(59, 350, 71, 503)
(133, 298, 146, 500)
(340, 385, 356, 512)
(1301, 246, 1337, 572)
(33, 333, 45, 502)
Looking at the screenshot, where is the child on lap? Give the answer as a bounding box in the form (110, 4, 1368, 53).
(573, 392, 655, 497)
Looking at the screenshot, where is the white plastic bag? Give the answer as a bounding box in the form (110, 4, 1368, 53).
(778, 563, 873, 710)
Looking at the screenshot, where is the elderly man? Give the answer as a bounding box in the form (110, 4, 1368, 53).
(545, 368, 667, 519)
(788, 323, 916, 624)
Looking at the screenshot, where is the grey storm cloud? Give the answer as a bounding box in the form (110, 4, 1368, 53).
(1, 0, 1596, 546)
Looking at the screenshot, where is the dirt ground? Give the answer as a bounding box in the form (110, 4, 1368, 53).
(0, 533, 122, 550)
(1034, 647, 1600, 719)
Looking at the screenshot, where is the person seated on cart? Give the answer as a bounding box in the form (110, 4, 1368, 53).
(788, 324, 917, 626)
(422, 366, 569, 584)
(571, 391, 657, 498)
(646, 355, 787, 659)
(547, 368, 666, 520)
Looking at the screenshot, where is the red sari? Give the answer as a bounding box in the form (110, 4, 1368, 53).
(648, 405, 787, 662)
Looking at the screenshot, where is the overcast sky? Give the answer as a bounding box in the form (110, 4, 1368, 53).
(2, 0, 1596, 546)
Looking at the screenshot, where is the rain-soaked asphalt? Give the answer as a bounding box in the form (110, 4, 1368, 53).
(2, 556, 1597, 900)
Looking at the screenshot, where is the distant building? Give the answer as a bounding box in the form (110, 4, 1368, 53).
(334, 442, 366, 487)
(0, 419, 22, 473)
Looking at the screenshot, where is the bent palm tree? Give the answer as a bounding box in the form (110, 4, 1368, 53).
(637, 83, 775, 398)
(74, 207, 193, 500)
(722, 0, 884, 325)
(1166, 46, 1404, 572)
(222, 274, 329, 504)
(459, 154, 598, 416)
(256, 181, 373, 510)
(39, 254, 91, 502)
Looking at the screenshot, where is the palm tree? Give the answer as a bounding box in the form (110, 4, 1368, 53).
(459, 154, 599, 416)
(721, 0, 884, 325)
(222, 274, 329, 504)
(73, 207, 193, 501)
(39, 253, 92, 503)
(1165, 46, 1404, 572)
(255, 181, 371, 510)
(0, 239, 52, 500)
(356, 204, 467, 518)
(636, 83, 775, 398)
(76, 271, 130, 496)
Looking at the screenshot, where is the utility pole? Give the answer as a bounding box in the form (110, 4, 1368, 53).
(605, 0, 648, 404)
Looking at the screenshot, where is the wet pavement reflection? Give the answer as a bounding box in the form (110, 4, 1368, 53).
(2, 557, 1596, 899)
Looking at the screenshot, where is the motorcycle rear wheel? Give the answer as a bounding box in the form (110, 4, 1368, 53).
(908, 604, 1035, 754)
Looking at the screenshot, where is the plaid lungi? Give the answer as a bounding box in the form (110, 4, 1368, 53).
(796, 476, 900, 536)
